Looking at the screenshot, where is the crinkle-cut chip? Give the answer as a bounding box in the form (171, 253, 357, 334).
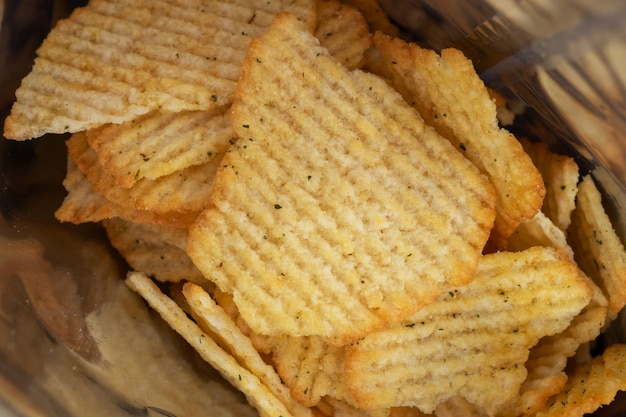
(86, 108, 235, 188)
(535, 344, 626, 417)
(339, 0, 400, 37)
(105, 217, 190, 251)
(344, 247, 592, 415)
(372, 32, 545, 250)
(268, 335, 351, 408)
(3, 0, 317, 140)
(507, 210, 575, 260)
(181, 283, 314, 417)
(314, 0, 372, 70)
(434, 396, 487, 417)
(521, 138, 579, 232)
(55, 157, 198, 229)
(103, 218, 205, 285)
(498, 274, 608, 417)
(212, 289, 274, 355)
(124, 271, 301, 417)
(67, 132, 218, 214)
(187, 13, 496, 343)
(568, 175, 626, 313)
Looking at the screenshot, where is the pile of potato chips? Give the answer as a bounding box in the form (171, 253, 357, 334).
(4, 0, 626, 416)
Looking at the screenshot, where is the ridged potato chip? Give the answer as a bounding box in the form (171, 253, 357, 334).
(86, 108, 234, 187)
(103, 217, 205, 284)
(125, 271, 302, 417)
(344, 247, 591, 415)
(3, 0, 317, 140)
(521, 138, 579, 232)
(568, 175, 626, 313)
(56, 157, 198, 229)
(535, 344, 626, 417)
(182, 282, 314, 417)
(372, 33, 545, 250)
(188, 12, 496, 343)
(67, 131, 219, 214)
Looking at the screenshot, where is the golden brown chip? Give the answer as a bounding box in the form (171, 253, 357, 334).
(372, 32, 545, 250)
(269, 335, 350, 407)
(3, 0, 317, 140)
(124, 271, 301, 417)
(67, 131, 218, 214)
(498, 274, 608, 417)
(535, 344, 626, 417)
(521, 138, 579, 232)
(507, 210, 574, 260)
(182, 282, 314, 417)
(344, 247, 592, 415)
(568, 175, 626, 313)
(102, 217, 205, 284)
(87, 108, 235, 187)
(188, 12, 496, 343)
(55, 157, 198, 229)
(315, 0, 372, 70)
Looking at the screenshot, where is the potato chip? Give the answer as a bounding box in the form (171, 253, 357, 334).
(521, 138, 579, 232)
(188, 12, 496, 343)
(182, 282, 314, 417)
(86, 108, 234, 187)
(124, 271, 300, 417)
(269, 335, 350, 407)
(507, 210, 575, 260)
(55, 157, 199, 229)
(344, 246, 592, 415)
(314, 0, 372, 70)
(535, 344, 626, 417)
(568, 175, 626, 313)
(3, 0, 317, 140)
(102, 217, 206, 284)
(498, 274, 608, 417)
(67, 131, 219, 214)
(372, 32, 545, 249)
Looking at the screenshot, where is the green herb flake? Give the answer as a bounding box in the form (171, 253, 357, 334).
(405, 323, 416, 328)
(242, 124, 250, 128)
(274, 204, 282, 209)
(459, 143, 466, 151)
